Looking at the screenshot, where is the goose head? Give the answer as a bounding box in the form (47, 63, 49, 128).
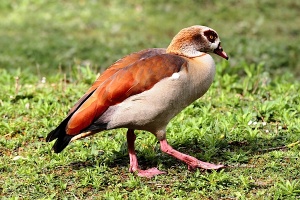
(166, 25, 228, 60)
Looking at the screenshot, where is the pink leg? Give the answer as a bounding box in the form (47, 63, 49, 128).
(127, 129, 165, 178)
(160, 139, 224, 170)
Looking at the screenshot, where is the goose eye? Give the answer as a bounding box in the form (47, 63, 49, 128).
(204, 30, 217, 42)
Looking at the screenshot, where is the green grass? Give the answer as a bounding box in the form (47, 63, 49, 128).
(1, 0, 300, 199)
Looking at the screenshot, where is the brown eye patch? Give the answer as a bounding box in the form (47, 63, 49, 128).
(192, 33, 202, 41)
(204, 30, 218, 43)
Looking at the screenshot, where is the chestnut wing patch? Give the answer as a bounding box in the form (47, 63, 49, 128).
(66, 54, 186, 135)
(67, 48, 166, 115)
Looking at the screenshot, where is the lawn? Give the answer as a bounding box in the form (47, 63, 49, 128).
(0, 0, 300, 199)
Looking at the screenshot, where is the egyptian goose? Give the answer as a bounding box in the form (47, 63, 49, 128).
(46, 25, 228, 178)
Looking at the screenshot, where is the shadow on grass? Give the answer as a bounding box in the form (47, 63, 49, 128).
(66, 134, 291, 172)
(11, 94, 34, 103)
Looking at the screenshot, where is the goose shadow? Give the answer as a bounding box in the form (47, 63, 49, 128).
(67, 133, 291, 171)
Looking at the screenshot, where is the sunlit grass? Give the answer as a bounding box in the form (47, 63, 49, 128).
(0, 0, 300, 199)
(1, 61, 299, 199)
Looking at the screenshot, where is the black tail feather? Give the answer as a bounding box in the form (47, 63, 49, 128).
(46, 89, 97, 153)
(52, 134, 74, 153)
(46, 115, 72, 142)
(46, 115, 74, 153)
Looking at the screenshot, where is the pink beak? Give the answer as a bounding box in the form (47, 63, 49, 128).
(214, 44, 228, 60)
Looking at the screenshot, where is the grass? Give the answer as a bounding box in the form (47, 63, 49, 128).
(0, 0, 300, 199)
